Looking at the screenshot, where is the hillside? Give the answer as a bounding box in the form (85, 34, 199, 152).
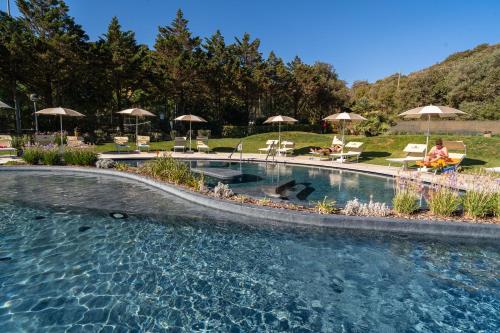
(350, 43, 500, 120)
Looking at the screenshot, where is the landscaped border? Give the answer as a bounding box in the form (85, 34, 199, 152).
(1, 166, 499, 240)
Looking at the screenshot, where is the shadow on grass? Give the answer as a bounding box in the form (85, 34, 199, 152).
(212, 147, 235, 153)
(295, 146, 318, 155)
(360, 151, 391, 161)
(461, 158, 487, 167)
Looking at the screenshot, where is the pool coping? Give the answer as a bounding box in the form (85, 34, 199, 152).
(1, 166, 499, 240)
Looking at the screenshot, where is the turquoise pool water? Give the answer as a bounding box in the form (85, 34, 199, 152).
(0, 172, 498, 332)
(124, 159, 396, 206)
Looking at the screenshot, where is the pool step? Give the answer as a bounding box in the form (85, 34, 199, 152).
(191, 167, 243, 181)
(262, 179, 296, 198)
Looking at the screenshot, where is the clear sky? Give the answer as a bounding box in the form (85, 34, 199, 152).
(5, 0, 500, 85)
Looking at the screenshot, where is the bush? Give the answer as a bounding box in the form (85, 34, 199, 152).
(54, 134, 67, 146)
(114, 162, 129, 171)
(462, 190, 497, 218)
(96, 159, 116, 169)
(315, 196, 337, 214)
(22, 147, 43, 165)
(427, 186, 461, 217)
(343, 197, 391, 217)
(63, 149, 98, 166)
(393, 190, 420, 215)
(138, 157, 199, 188)
(461, 171, 499, 218)
(41, 148, 61, 165)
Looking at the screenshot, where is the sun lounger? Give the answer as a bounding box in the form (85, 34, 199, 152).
(196, 136, 210, 153)
(114, 136, 130, 153)
(258, 140, 279, 155)
(386, 143, 427, 169)
(0, 135, 16, 156)
(67, 136, 85, 147)
(417, 141, 467, 173)
(34, 134, 56, 146)
(173, 137, 187, 152)
(330, 141, 364, 163)
(137, 135, 151, 152)
(277, 141, 294, 156)
(309, 136, 344, 160)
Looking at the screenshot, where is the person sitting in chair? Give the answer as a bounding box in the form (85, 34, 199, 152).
(424, 138, 448, 163)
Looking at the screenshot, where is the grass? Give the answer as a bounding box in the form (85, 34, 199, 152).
(31, 132, 500, 168)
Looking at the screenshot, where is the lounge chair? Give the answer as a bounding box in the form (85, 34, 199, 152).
(330, 141, 364, 163)
(258, 140, 279, 155)
(196, 136, 210, 153)
(137, 135, 151, 152)
(277, 141, 295, 156)
(309, 136, 344, 160)
(173, 137, 187, 152)
(386, 143, 427, 169)
(34, 134, 56, 146)
(0, 135, 16, 156)
(114, 136, 130, 153)
(67, 136, 85, 147)
(417, 141, 467, 173)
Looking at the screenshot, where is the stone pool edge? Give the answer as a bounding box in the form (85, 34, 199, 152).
(1, 166, 499, 240)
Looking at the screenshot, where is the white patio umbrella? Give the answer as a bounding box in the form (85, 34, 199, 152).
(0, 100, 13, 109)
(35, 107, 85, 149)
(323, 112, 367, 157)
(174, 114, 207, 152)
(399, 105, 467, 155)
(263, 115, 298, 145)
(117, 108, 156, 149)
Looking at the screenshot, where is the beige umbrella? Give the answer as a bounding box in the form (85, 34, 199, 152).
(399, 105, 467, 155)
(323, 112, 367, 157)
(263, 115, 298, 145)
(35, 107, 85, 148)
(117, 108, 156, 149)
(174, 114, 207, 152)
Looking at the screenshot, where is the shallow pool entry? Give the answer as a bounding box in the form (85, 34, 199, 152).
(0, 171, 498, 332)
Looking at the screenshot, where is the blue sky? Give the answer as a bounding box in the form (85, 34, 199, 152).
(6, 0, 500, 85)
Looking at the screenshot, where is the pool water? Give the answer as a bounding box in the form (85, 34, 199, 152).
(125, 159, 396, 206)
(0, 172, 499, 332)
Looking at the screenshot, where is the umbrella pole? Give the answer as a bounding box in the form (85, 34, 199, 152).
(278, 122, 281, 154)
(189, 120, 192, 152)
(425, 114, 430, 156)
(60, 114, 64, 150)
(136, 116, 139, 151)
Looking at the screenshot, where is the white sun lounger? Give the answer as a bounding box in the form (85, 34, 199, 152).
(173, 137, 187, 152)
(258, 140, 279, 155)
(277, 141, 294, 156)
(0, 135, 16, 156)
(386, 143, 427, 169)
(330, 141, 364, 163)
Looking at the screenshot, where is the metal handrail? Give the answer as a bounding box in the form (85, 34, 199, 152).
(265, 142, 277, 162)
(228, 139, 243, 159)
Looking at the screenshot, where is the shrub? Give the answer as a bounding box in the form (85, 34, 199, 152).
(114, 162, 129, 172)
(393, 190, 420, 215)
(63, 149, 98, 166)
(22, 147, 43, 165)
(462, 190, 497, 218)
(96, 159, 116, 169)
(41, 148, 61, 165)
(343, 197, 391, 217)
(54, 134, 67, 146)
(392, 172, 422, 215)
(138, 157, 199, 188)
(315, 196, 337, 214)
(427, 186, 461, 217)
(461, 170, 499, 218)
(213, 182, 234, 198)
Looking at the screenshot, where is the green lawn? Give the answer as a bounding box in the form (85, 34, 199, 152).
(91, 131, 499, 168)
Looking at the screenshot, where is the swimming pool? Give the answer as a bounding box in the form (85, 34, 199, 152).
(124, 159, 396, 206)
(0, 172, 498, 332)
